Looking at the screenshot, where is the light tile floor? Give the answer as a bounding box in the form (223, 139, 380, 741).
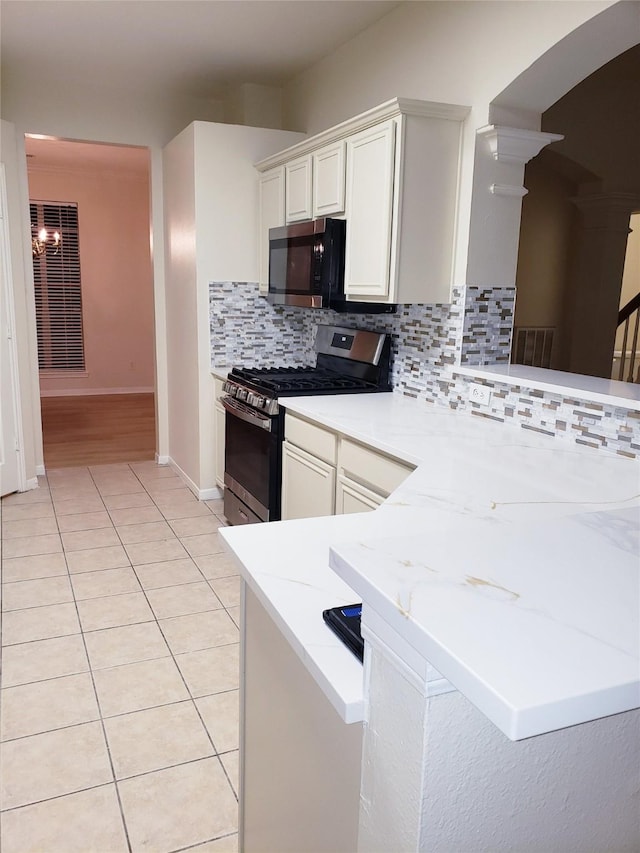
(0, 462, 240, 853)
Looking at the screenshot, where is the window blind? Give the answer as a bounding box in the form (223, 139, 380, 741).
(30, 201, 85, 371)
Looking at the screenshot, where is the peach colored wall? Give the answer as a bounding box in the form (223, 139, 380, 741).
(27, 160, 154, 395)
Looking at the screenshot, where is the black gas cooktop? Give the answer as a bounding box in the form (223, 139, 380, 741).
(229, 365, 378, 395)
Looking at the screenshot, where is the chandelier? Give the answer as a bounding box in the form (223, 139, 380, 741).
(32, 227, 61, 258)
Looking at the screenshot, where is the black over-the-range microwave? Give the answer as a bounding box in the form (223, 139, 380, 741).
(267, 217, 396, 314)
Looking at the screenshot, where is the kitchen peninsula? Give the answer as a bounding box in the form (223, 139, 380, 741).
(220, 393, 640, 853)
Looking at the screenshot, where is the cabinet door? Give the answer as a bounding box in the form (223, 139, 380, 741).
(344, 120, 396, 300)
(285, 156, 313, 223)
(312, 141, 346, 218)
(282, 441, 335, 520)
(258, 166, 285, 293)
(336, 475, 383, 515)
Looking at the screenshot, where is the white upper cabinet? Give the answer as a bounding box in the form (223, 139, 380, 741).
(344, 120, 396, 300)
(258, 166, 285, 293)
(312, 141, 346, 218)
(285, 156, 313, 223)
(255, 98, 469, 305)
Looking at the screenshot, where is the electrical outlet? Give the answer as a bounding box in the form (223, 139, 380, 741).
(468, 382, 492, 406)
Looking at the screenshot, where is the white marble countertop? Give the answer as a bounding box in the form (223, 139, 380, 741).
(220, 392, 640, 739)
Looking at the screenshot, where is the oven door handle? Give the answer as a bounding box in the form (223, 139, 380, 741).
(221, 396, 273, 432)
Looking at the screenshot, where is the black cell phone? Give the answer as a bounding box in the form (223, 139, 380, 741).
(322, 603, 364, 662)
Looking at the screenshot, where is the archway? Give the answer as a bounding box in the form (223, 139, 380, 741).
(462, 2, 640, 382)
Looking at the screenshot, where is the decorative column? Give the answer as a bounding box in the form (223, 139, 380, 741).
(460, 126, 563, 367)
(564, 193, 638, 378)
(466, 125, 563, 291)
(356, 610, 640, 852)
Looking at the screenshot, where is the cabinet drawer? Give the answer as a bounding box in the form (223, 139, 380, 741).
(339, 438, 413, 497)
(285, 414, 337, 465)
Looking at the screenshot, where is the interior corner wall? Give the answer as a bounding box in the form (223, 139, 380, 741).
(28, 164, 154, 395)
(192, 122, 304, 493)
(162, 124, 200, 490)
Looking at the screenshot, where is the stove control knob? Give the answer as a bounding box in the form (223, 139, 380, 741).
(237, 388, 248, 401)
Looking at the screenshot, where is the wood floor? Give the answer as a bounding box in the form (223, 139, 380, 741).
(40, 393, 156, 468)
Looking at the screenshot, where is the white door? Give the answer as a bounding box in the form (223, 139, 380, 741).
(0, 163, 24, 497)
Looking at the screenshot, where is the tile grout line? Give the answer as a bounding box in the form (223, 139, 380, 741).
(128, 471, 241, 804)
(53, 464, 134, 853)
(98, 463, 240, 811)
(1, 462, 240, 847)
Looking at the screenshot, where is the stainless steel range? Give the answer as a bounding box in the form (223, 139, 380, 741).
(221, 324, 392, 525)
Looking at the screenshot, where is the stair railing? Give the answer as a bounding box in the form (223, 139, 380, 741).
(617, 292, 640, 382)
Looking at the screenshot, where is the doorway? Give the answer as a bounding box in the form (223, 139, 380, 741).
(25, 136, 156, 468)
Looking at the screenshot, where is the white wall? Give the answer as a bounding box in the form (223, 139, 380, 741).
(28, 162, 155, 395)
(162, 125, 200, 488)
(361, 643, 640, 852)
(163, 122, 304, 495)
(282, 1, 636, 289)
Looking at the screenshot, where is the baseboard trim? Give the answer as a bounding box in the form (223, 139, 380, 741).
(35, 464, 46, 477)
(40, 387, 155, 398)
(26, 476, 40, 490)
(199, 486, 223, 501)
(167, 457, 222, 501)
(156, 454, 170, 465)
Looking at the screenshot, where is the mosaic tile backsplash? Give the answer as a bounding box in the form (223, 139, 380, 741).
(209, 281, 639, 459)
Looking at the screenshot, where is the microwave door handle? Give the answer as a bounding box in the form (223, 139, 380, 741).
(221, 397, 272, 432)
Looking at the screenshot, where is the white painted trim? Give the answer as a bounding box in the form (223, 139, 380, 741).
(25, 476, 39, 490)
(362, 609, 455, 700)
(0, 162, 27, 494)
(478, 125, 563, 165)
(35, 464, 45, 477)
(155, 453, 170, 465)
(167, 456, 222, 501)
(490, 184, 528, 198)
(256, 97, 471, 171)
(39, 386, 154, 397)
(199, 485, 223, 501)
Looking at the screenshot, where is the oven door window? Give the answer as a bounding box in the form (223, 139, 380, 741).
(224, 411, 279, 515)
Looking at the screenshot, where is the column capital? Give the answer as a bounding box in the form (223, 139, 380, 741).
(478, 125, 563, 165)
(571, 192, 640, 230)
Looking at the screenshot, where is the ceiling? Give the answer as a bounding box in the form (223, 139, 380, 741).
(2, 1, 400, 99)
(5, 0, 400, 172)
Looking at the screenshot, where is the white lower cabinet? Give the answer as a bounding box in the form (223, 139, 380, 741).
(281, 441, 335, 520)
(281, 413, 415, 520)
(336, 474, 385, 514)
